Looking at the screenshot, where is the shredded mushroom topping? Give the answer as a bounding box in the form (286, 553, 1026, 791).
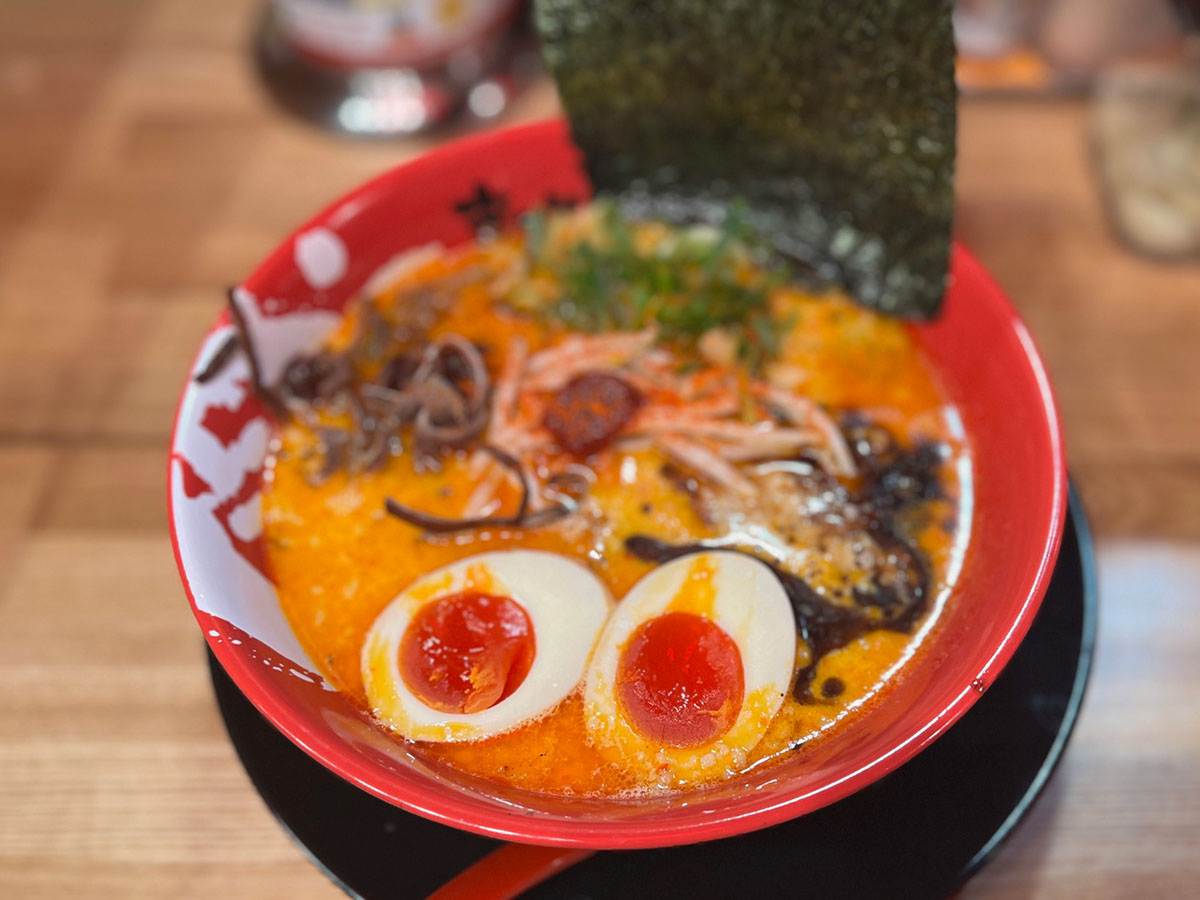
(220, 234, 871, 533)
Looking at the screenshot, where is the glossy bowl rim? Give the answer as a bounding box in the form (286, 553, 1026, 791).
(168, 119, 1067, 849)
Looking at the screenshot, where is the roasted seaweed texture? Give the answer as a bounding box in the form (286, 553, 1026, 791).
(535, 0, 957, 318)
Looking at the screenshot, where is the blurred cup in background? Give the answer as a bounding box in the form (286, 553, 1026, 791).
(257, 0, 537, 136)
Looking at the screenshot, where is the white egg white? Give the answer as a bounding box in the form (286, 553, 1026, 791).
(362, 550, 611, 742)
(584, 550, 796, 788)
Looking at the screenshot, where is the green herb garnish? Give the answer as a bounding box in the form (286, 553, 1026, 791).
(522, 203, 784, 370)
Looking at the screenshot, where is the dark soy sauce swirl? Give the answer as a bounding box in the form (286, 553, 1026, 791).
(626, 423, 945, 702)
(625, 535, 879, 702)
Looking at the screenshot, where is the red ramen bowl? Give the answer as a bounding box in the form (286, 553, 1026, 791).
(168, 120, 1066, 849)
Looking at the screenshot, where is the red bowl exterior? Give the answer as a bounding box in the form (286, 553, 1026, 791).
(169, 120, 1066, 849)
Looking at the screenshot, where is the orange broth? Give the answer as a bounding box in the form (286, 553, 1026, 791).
(262, 228, 968, 797)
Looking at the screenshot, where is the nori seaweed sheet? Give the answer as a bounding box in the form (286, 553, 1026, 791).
(535, 0, 957, 318)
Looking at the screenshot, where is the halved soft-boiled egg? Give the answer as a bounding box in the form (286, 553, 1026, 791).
(584, 550, 796, 788)
(362, 550, 611, 742)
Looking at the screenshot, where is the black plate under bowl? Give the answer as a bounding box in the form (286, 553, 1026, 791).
(209, 486, 1096, 900)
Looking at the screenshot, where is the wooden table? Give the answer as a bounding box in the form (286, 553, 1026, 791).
(1, 2, 1197, 897)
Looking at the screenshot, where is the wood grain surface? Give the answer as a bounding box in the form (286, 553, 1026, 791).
(1, 2, 1198, 898)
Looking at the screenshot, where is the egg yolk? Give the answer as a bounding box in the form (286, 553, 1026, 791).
(399, 591, 535, 714)
(616, 611, 745, 747)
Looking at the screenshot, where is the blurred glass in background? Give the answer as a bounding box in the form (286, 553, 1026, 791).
(256, 0, 540, 136)
(955, 0, 1200, 259)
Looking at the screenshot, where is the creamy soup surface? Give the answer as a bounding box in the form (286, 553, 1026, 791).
(259, 204, 971, 796)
